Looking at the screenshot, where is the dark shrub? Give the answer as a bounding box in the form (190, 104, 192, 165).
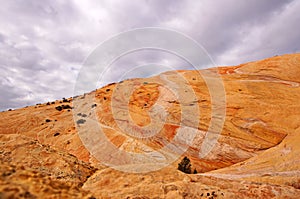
(45, 119, 51, 122)
(54, 132, 60, 136)
(46, 102, 51, 105)
(76, 119, 86, 125)
(178, 156, 192, 174)
(56, 105, 72, 111)
(55, 106, 63, 111)
(91, 104, 97, 108)
(62, 104, 72, 109)
(62, 97, 69, 103)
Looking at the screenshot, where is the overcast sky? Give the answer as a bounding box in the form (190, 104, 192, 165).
(0, 0, 299, 111)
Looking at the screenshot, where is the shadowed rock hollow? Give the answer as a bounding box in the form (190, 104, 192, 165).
(1, 53, 300, 198)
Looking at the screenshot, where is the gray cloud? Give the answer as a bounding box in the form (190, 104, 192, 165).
(0, 0, 299, 111)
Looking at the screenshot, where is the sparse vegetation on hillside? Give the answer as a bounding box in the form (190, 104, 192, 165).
(62, 97, 70, 103)
(55, 105, 72, 111)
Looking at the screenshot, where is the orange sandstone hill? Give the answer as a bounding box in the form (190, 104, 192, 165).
(1, 53, 300, 198)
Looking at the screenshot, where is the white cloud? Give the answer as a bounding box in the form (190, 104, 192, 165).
(0, 0, 298, 110)
(215, 0, 300, 65)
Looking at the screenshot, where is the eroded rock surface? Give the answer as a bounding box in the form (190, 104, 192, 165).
(1, 53, 300, 198)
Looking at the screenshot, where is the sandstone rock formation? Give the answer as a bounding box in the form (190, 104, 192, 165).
(1, 53, 300, 198)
